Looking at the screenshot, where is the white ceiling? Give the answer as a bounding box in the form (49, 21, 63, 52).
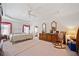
(2, 3, 79, 21)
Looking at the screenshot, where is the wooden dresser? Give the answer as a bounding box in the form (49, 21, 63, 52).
(39, 33, 58, 43)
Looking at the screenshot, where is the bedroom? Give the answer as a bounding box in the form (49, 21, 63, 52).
(0, 3, 79, 56)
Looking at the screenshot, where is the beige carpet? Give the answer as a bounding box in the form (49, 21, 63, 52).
(3, 37, 77, 56)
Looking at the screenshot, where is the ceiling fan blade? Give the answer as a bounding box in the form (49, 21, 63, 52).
(31, 14, 36, 17)
(27, 5, 38, 18)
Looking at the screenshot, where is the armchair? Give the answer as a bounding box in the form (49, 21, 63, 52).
(54, 32, 66, 49)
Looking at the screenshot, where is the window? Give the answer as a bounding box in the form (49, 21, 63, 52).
(23, 25, 30, 34)
(0, 22, 12, 35)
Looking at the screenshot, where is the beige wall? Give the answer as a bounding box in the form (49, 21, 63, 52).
(2, 3, 79, 34)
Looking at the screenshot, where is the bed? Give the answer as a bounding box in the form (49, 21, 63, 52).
(9, 33, 33, 43)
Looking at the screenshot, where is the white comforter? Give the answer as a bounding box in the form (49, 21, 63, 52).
(10, 33, 33, 43)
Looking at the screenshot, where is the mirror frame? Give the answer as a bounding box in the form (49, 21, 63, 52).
(51, 21, 57, 31)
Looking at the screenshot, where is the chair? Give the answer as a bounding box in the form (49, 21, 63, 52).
(68, 40, 76, 51)
(54, 32, 66, 49)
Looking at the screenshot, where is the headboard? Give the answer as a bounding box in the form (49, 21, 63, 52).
(76, 28, 79, 55)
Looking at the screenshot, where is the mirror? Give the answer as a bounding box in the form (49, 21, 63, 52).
(50, 21, 57, 33)
(42, 23, 46, 33)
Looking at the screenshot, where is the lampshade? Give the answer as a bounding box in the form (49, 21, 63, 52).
(66, 26, 77, 39)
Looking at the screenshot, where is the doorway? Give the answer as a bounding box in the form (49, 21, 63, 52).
(34, 26, 38, 37)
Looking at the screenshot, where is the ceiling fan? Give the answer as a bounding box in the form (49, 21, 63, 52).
(27, 7, 37, 18)
(27, 5, 43, 18)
